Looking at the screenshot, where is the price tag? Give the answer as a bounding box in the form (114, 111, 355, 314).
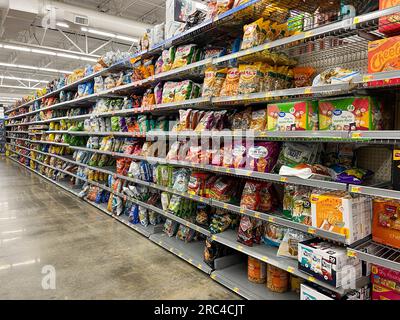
(304, 31, 313, 38)
(246, 171, 252, 177)
(280, 177, 288, 183)
(223, 203, 228, 209)
(268, 217, 275, 223)
(211, 274, 217, 280)
(236, 245, 244, 252)
(225, 168, 231, 173)
(265, 92, 272, 99)
(307, 227, 316, 235)
(304, 87, 312, 94)
(178, 252, 183, 257)
(353, 17, 360, 24)
(233, 287, 240, 293)
(352, 132, 362, 139)
(197, 264, 202, 270)
(239, 208, 245, 214)
(347, 250, 357, 258)
(263, 43, 270, 50)
(308, 276, 316, 282)
(189, 194, 194, 199)
(350, 186, 361, 194)
(261, 256, 268, 262)
(254, 213, 260, 219)
(188, 258, 193, 264)
(211, 235, 217, 241)
(199, 197, 204, 202)
(287, 266, 295, 274)
(363, 75, 373, 83)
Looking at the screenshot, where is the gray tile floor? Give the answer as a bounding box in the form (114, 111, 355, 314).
(0, 157, 238, 300)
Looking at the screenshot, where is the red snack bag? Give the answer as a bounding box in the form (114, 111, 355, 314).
(240, 181, 263, 211)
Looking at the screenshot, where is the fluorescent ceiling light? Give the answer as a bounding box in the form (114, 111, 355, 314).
(2, 44, 96, 62)
(0, 76, 49, 83)
(31, 49, 56, 56)
(56, 22, 70, 28)
(0, 62, 72, 74)
(115, 35, 139, 42)
(81, 27, 139, 43)
(0, 85, 38, 90)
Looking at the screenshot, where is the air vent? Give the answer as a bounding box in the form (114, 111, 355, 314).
(74, 15, 89, 26)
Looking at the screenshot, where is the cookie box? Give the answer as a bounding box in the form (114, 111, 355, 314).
(298, 238, 362, 288)
(318, 96, 383, 131)
(311, 191, 373, 245)
(371, 264, 400, 300)
(267, 101, 318, 131)
(372, 198, 400, 249)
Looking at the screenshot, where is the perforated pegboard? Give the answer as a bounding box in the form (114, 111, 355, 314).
(355, 146, 392, 183)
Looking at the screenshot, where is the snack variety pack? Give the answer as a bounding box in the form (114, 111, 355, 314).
(372, 198, 400, 249)
(371, 264, 400, 300)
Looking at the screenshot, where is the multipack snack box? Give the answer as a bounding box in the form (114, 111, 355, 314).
(372, 198, 400, 249)
(318, 97, 383, 131)
(298, 238, 362, 287)
(371, 264, 400, 300)
(267, 101, 318, 131)
(310, 191, 373, 245)
(378, 0, 400, 35)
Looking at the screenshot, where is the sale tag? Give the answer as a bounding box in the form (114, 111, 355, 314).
(188, 258, 193, 264)
(352, 132, 362, 139)
(393, 150, 400, 161)
(347, 250, 357, 258)
(263, 43, 270, 50)
(240, 208, 245, 214)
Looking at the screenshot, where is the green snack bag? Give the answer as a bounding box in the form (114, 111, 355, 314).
(111, 117, 120, 132)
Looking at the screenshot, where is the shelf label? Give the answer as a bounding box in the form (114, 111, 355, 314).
(287, 266, 295, 274)
(307, 276, 316, 282)
(351, 132, 362, 139)
(211, 235, 217, 241)
(280, 177, 288, 182)
(268, 217, 275, 223)
(236, 245, 244, 252)
(303, 31, 313, 38)
(197, 264, 202, 270)
(188, 258, 193, 264)
(264, 92, 272, 99)
(353, 17, 360, 24)
(350, 186, 361, 194)
(261, 256, 268, 262)
(363, 75, 373, 83)
(307, 227, 316, 235)
(347, 249, 357, 258)
(254, 213, 260, 219)
(263, 43, 270, 50)
(239, 207, 245, 214)
(223, 203, 228, 209)
(304, 87, 312, 94)
(233, 287, 240, 293)
(211, 274, 217, 280)
(393, 150, 400, 161)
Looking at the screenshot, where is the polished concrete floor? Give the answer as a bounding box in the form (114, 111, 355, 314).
(0, 157, 238, 300)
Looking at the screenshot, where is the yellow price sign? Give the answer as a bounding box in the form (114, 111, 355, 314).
(265, 92, 272, 99)
(169, 247, 174, 252)
(188, 258, 193, 264)
(240, 208, 245, 214)
(287, 266, 295, 274)
(280, 177, 288, 183)
(261, 256, 268, 262)
(351, 186, 361, 194)
(304, 87, 312, 94)
(254, 213, 260, 219)
(363, 75, 373, 83)
(308, 276, 316, 282)
(352, 132, 362, 139)
(233, 287, 240, 293)
(211, 235, 217, 241)
(237, 245, 244, 252)
(263, 43, 270, 50)
(307, 227, 316, 235)
(353, 17, 360, 24)
(347, 250, 357, 258)
(304, 31, 313, 38)
(211, 274, 217, 280)
(268, 217, 275, 223)
(197, 264, 202, 270)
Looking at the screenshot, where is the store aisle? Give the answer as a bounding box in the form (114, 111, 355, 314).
(0, 158, 238, 300)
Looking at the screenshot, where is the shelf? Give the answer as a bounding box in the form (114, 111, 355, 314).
(211, 262, 298, 300)
(149, 233, 212, 275)
(349, 184, 400, 200)
(211, 229, 368, 295)
(348, 240, 400, 272)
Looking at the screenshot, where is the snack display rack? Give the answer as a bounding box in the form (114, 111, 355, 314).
(5, 0, 400, 299)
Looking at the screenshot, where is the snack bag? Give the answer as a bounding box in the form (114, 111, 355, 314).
(238, 63, 264, 94)
(161, 82, 177, 103)
(202, 67, 227, 97)
(240, 181, 263, 210)
(220, 67, 240, 96)
(174, 80, 194, 102)
(241, 18, 265, 50)
(250, 109, 268, 131)
(247, 142, 280, 173)
(293, 67, 316, 88)
(172, 44, 196, 69)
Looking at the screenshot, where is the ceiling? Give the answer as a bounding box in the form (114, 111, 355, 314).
(0, 0, 166, 105)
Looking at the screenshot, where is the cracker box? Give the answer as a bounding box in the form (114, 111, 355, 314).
(372, 198, 400, 249)
(318, 97, 383, 131)
(311, 191, 373, 245)
(298, 238, 362, 287)
(371, 264, 400, 300)
(379, 0, 400, 35)
(267, 101, 318, 131)
(368, 35, 400, 75)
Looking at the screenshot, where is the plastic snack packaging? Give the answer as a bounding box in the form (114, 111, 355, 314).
(263, 222, 288, 247)
(248, 256, 267, 284)
(128, 204, 140, 224)
(149, 211, 161, 226)
(220, 68, 240, 96)
(247, 142, 280, 173)
(277, 229, 312, 259)
(164, 219, 179, 237)
(238, 63, 265, 94)
(249, 109, 268, 131)
(202, 67, 227, 97)
(240, 181, 263, 210)
(216, 0, 234, 14)
(161, 81, 177, 104)
(172, 44, 197, 69)
(241, 18, 266, 50)
(161, 192, 171, 211)
(267, 265, 289, 293)
(204, 237, 225, 268)
(237, 215, 255, 246)
(293, 67, 316, 88)
(195, 203, 210, 228)
(175, 80, 194, 101)
(232, 141, 246, 169)
(176, 225, 196, 242)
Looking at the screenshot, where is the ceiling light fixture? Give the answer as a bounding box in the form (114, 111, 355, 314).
(0, 76, 49, 83)
(1, 43, 97, 62)
(81, 27, 139, 43)
(0, 62, 72, 74)
(56, 22, 70, 28)
(0, 85, 39, 90)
